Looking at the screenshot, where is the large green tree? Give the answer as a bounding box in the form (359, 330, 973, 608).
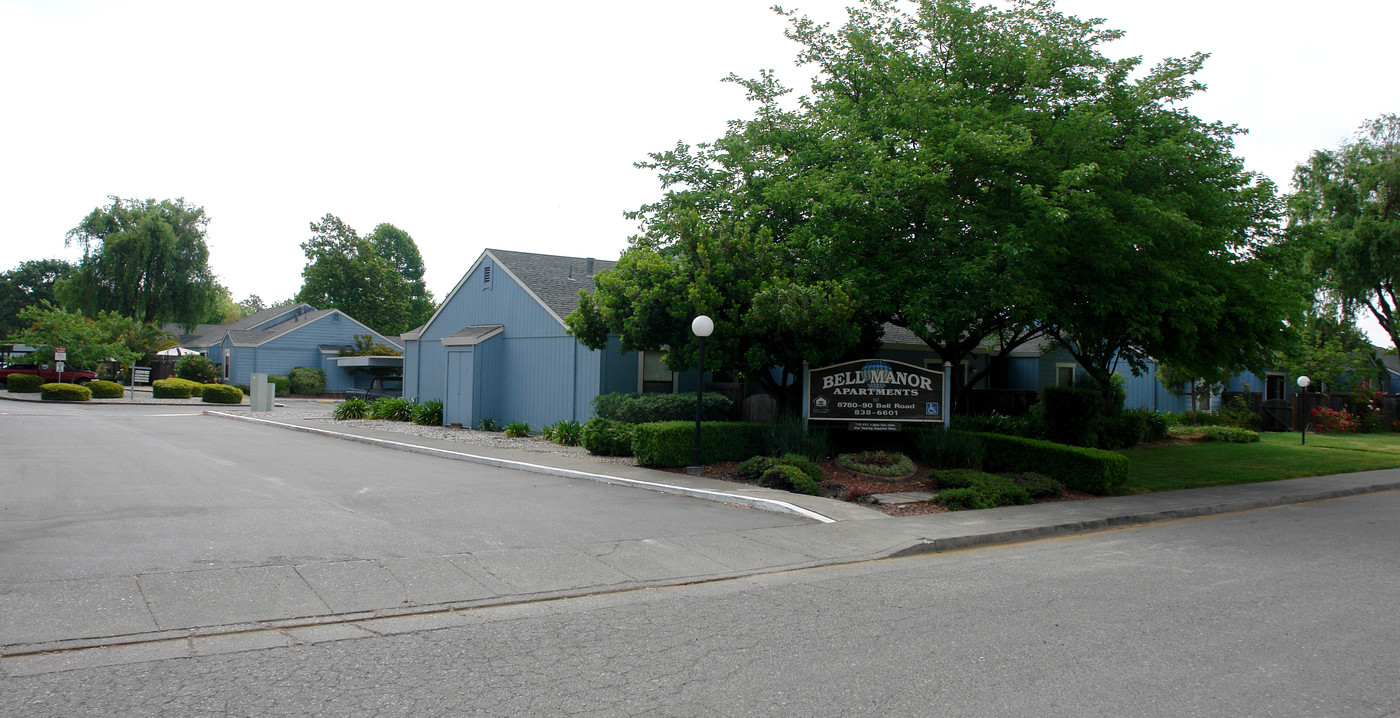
(1289, 114, 1400, 350)
(14, 302, 143, 369)
(566, 211, 863, 406)
(57, 197, 220, 328)
(627, 0, 1297, 404)
(0, 258, 73, 339)
(295, 215, 434, 336)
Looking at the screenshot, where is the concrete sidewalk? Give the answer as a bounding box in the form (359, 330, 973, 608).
(4, 410, 1398, 677)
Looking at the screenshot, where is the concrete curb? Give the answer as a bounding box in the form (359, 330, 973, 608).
(204, 411, 838, 523)
(886, 476, 1400, 558)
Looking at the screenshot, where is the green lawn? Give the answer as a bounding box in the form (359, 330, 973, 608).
(1119, 431, 1400, 494)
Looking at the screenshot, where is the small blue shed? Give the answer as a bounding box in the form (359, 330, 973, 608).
(403, 249, 656, 428)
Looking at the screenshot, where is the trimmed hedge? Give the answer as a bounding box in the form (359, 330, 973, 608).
(152, 378, 194, 398)
(592, 392, 732, 424)
(631, 421, 765, 468)
(201, 384, 244, 404)
(7, 373, 44, 393)
(288, 367, 326, 396)
(88, 380, 125, 399)
(269, 375, 290, 397)
(963, 431, 1128, 495)
(40, 382, 92, 401)
(581, 418, 635, 456)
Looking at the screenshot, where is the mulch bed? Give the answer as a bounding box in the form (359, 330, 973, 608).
(670, 459, 1097, 517)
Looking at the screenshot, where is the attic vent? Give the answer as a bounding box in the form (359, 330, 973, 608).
(484, 266, 492, 284)
(332, 313, 339, 321)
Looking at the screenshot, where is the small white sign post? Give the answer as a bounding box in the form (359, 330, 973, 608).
(54, 346, 66, 378)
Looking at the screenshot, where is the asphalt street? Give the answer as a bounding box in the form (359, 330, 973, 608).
(5, 489, 1398, 717)
(0, 401, 806, 583)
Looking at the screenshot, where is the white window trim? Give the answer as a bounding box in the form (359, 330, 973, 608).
(1055, 363, 1077, 387)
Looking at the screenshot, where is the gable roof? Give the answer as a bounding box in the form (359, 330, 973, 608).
(486, 249, 617, 322)
(417, 249, 617, 337)
(220, 309, 403, 350)
(169, 303, 321, 349)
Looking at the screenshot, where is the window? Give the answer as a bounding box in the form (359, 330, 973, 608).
(1265, 373, 1285, 401)
(1056, 363, 1076, 387)
(640, 351, 675, 393)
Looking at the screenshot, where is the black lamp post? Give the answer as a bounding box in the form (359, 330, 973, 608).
(689, 315, 714, 474)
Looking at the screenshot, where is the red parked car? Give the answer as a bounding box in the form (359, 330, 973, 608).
(0, 363, 99, 385)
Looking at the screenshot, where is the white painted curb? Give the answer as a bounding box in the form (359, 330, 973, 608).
(205, 412, 837, 523)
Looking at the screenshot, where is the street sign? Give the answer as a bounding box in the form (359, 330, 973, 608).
(55, 347, 66, 361)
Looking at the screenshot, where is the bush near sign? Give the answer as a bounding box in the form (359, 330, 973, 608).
(806, 359, 944, 430)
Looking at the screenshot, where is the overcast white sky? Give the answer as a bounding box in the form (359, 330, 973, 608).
(2, 1, 1396, 340)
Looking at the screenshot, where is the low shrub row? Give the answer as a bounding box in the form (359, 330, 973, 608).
(1167, 425, 1260, 443)
(963, 431, 1128, 495)
(631, 421, 766, 468)
(928, 469, 1066, 511)
(592, 392, 731, 424)
(333, 397, 443, 425)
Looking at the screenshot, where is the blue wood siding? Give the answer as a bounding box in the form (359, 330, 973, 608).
(222, 314, 398, 390)
(598, 335, 637, 396)
(1007, 357, 1038, 391)
(414, 257, 606, 426)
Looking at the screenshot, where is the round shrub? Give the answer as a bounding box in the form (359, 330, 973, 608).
(759, 464, 820, 495)
(152, 378, 194, 399)
(174, 354, 221, 384)
(88, 380, 125, 399)
(7, 373, 44, 393)
(737, 455, 783, 480)
(581, 418, 634, 456)
(40, 382, 92, 401)
(288, 367, 326, 396)
(201, 384, 244, 404)
(780, 453, 823, 483)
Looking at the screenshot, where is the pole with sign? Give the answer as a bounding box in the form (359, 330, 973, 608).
(54, 346, 67, 380)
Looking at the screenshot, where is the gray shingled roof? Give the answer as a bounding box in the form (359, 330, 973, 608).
(225, 303, 317, 331)
(224, 309, 336, 346)
(487, 249, 616, 322)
